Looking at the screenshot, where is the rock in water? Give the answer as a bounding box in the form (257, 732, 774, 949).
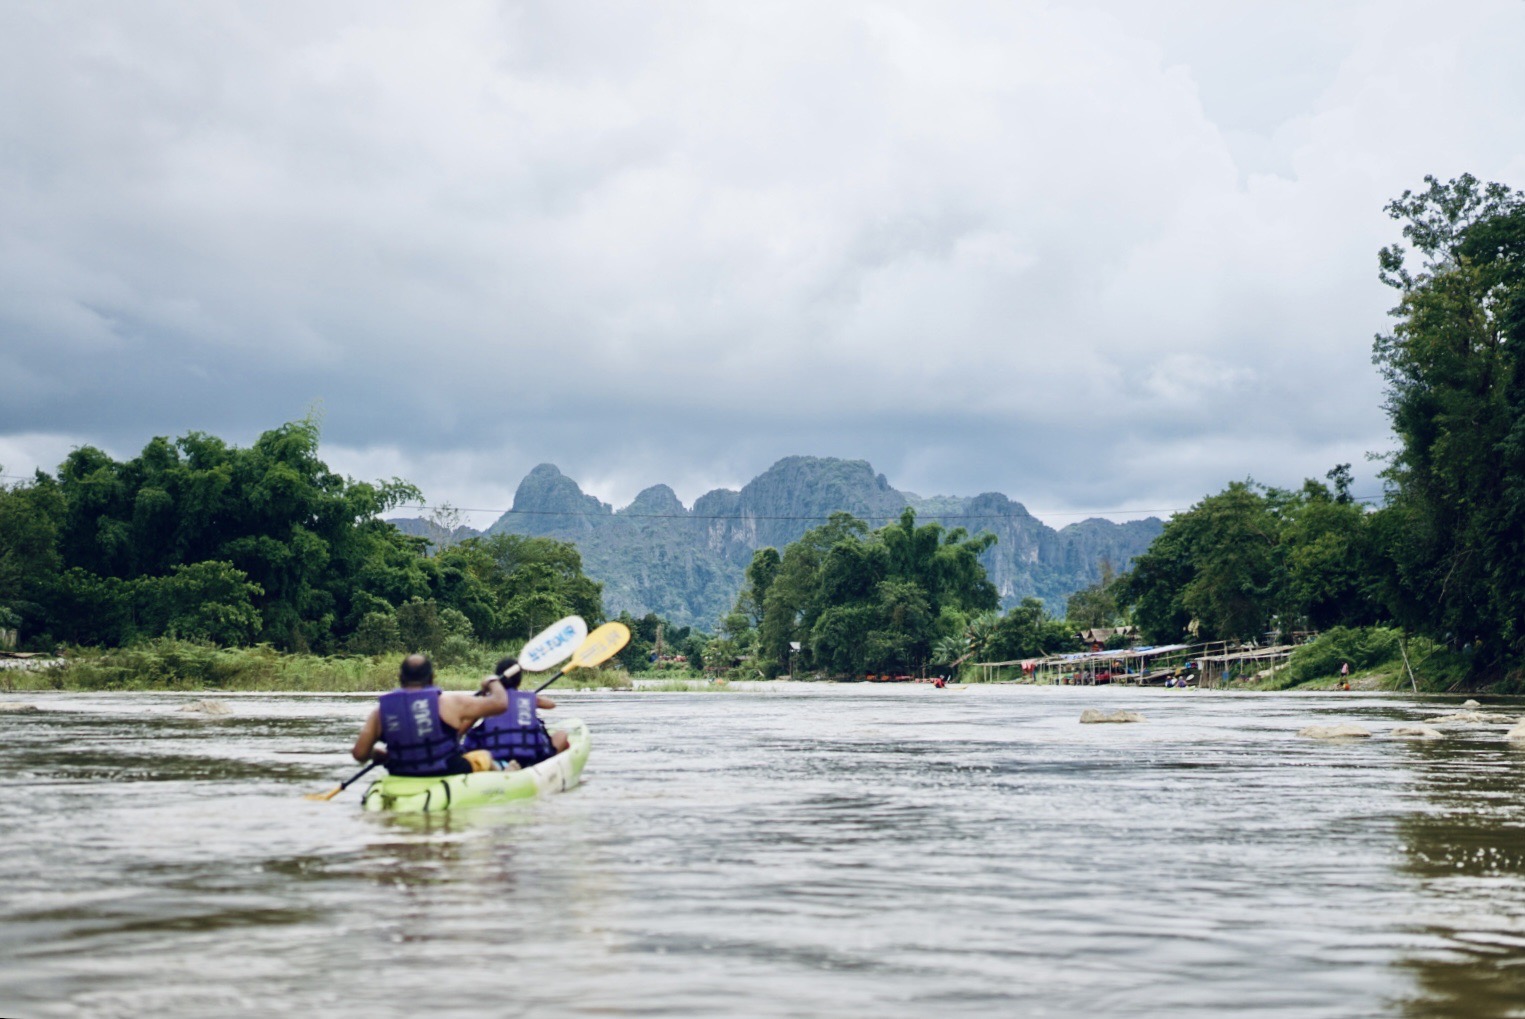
(1080, 709, 1145, 724)
(1462, 699, 1481, 708)
(1390, 725, 1443, 739)
(0, 702, 40, 713)
(1507, 720, 1525, 743)
(1298, 724, 1372, 739)
(178, 700, 232, 716)
(1431, 711, 1491, 723)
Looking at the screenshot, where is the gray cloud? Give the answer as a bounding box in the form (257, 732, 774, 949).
(2, 1, 1522, 527)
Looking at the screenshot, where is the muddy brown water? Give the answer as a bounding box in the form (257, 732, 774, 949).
(2, 686, 1524, 1017)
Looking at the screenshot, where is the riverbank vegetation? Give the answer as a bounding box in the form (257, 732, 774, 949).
(703, 508, 1082, 680)
(0, 416, 694, 690)
(0, 639, 635, 693)
(0, 417, 604, 657)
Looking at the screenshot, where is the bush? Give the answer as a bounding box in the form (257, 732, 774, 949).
(1284, 626, 1404, 684)
(434, 633, 480, 669)
(396, 598, 444, 653)
(348, 611, 402, 656)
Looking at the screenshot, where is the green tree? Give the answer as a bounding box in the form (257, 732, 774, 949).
(396, 597, 446, 654)
(1065, 561, 1125, 628)
(0, 472, 64, 645)
(1121, 478, 1381, 643)
(348, 610, 403, 656)
(139, 561, 264, 645)
(41, 418, 423, 650)
(745, 509, 999, 677)
(739, 547, 781, 627)
(1372, 173, 1525, 668)
(988, 598, 1080, 661)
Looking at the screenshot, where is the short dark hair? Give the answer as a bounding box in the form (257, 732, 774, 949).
(399, 654, 435, 686)
(494, 656, 523, 689)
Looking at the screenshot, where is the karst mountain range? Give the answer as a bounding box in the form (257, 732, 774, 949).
(393, 456, 1162, 629)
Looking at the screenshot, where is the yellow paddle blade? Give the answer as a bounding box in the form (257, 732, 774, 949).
(304, 786, 343, 801)
(567, 622, 631, 671)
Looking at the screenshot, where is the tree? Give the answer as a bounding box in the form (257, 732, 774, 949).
(139, 561, 264, 645)
(348, 610, 403, 656)
(988, 598, 1080, 661)
(740, 547, 781, 627)
(1066, 561, 1124, 628)
(0, 473, 64, 645)
(744, 509, 1000, 677)
(1121, 476, 1380, 644)
(1372, 174, 1525, 668)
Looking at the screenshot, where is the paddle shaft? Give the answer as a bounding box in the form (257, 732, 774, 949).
(338, 759, 380, 790)
(307, 758, 379, 800)
(535, 668, 571, 694)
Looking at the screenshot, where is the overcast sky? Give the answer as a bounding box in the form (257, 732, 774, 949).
(3, 1, 1523, 528)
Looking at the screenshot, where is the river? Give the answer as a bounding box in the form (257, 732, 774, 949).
(1, 686, 1524, 1017)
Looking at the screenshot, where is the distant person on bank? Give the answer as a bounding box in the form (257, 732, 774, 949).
(461, 656, 571, 770)
(351, 654, 508, 776)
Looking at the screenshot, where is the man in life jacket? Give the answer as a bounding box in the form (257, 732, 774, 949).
(350, 653, 508, 776)
(460, 656, 570, 770)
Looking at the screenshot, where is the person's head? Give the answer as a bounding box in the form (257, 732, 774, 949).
(399, 653, 435, 687)
(494, 656, 524, 689)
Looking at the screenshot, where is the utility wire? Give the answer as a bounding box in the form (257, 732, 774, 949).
(395, 493, 1386, 524)
(2, 473, 1387, 521)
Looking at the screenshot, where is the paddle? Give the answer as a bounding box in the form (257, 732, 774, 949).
(518, 615, 589, 674)
(534, 621, 631, 693)
(473, 615, 589, 695)
(304, 616, 590, 802)
(304, 759, 381, 802)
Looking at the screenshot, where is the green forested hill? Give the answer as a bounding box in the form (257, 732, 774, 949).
(404, 457, 1161, 628)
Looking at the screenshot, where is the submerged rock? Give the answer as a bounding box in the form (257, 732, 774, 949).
(1391, 725, 1443, 739)
(1462, 699, 1482, 708)
(1080, 709, 1145, 724)
(178, 700, 232, 716)
(1298, 724, 1372, 739)
(1430, 711, 1492, 723)
(0, 702, 40, 713)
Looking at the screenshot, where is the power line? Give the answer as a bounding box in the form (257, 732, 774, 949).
(0, 472, 1388, 521)
(396, 493, 1387, 524)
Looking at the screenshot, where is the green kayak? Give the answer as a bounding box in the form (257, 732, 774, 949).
(360, 718, 590, 814)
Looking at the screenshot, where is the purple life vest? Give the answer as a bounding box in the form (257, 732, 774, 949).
(461, 689, 556, 767)
(377, 687, 467, 777)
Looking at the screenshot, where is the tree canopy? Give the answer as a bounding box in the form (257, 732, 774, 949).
(731, 509, 1003, 676)
(1371, 173, 1525, 667)
(0, 420, 604, 657)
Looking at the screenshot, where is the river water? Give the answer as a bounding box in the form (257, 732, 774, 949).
(2, 686, 1524, 1018)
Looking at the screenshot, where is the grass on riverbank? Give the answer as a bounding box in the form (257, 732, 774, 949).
(0, 639, 637, 693)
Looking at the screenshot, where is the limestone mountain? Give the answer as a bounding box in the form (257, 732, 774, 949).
(445, 456, 1162, 629)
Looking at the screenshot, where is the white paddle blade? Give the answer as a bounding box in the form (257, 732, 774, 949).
(569, 622, 632, 670)
(519, 616, 588, 672)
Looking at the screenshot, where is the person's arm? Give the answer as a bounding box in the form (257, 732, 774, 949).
(443, 679, 508, 730)
(536, 694, 556, 710)
(352, 709, 382, 762)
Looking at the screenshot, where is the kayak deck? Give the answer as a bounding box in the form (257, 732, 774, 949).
(360, 717, 590, 814)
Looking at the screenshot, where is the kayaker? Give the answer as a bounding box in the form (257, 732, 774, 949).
(350, 653, 508, 776)
(460, 656, 570, 770)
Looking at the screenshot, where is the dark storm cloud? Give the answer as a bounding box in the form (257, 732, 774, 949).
(2, 1, 1522, 525)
